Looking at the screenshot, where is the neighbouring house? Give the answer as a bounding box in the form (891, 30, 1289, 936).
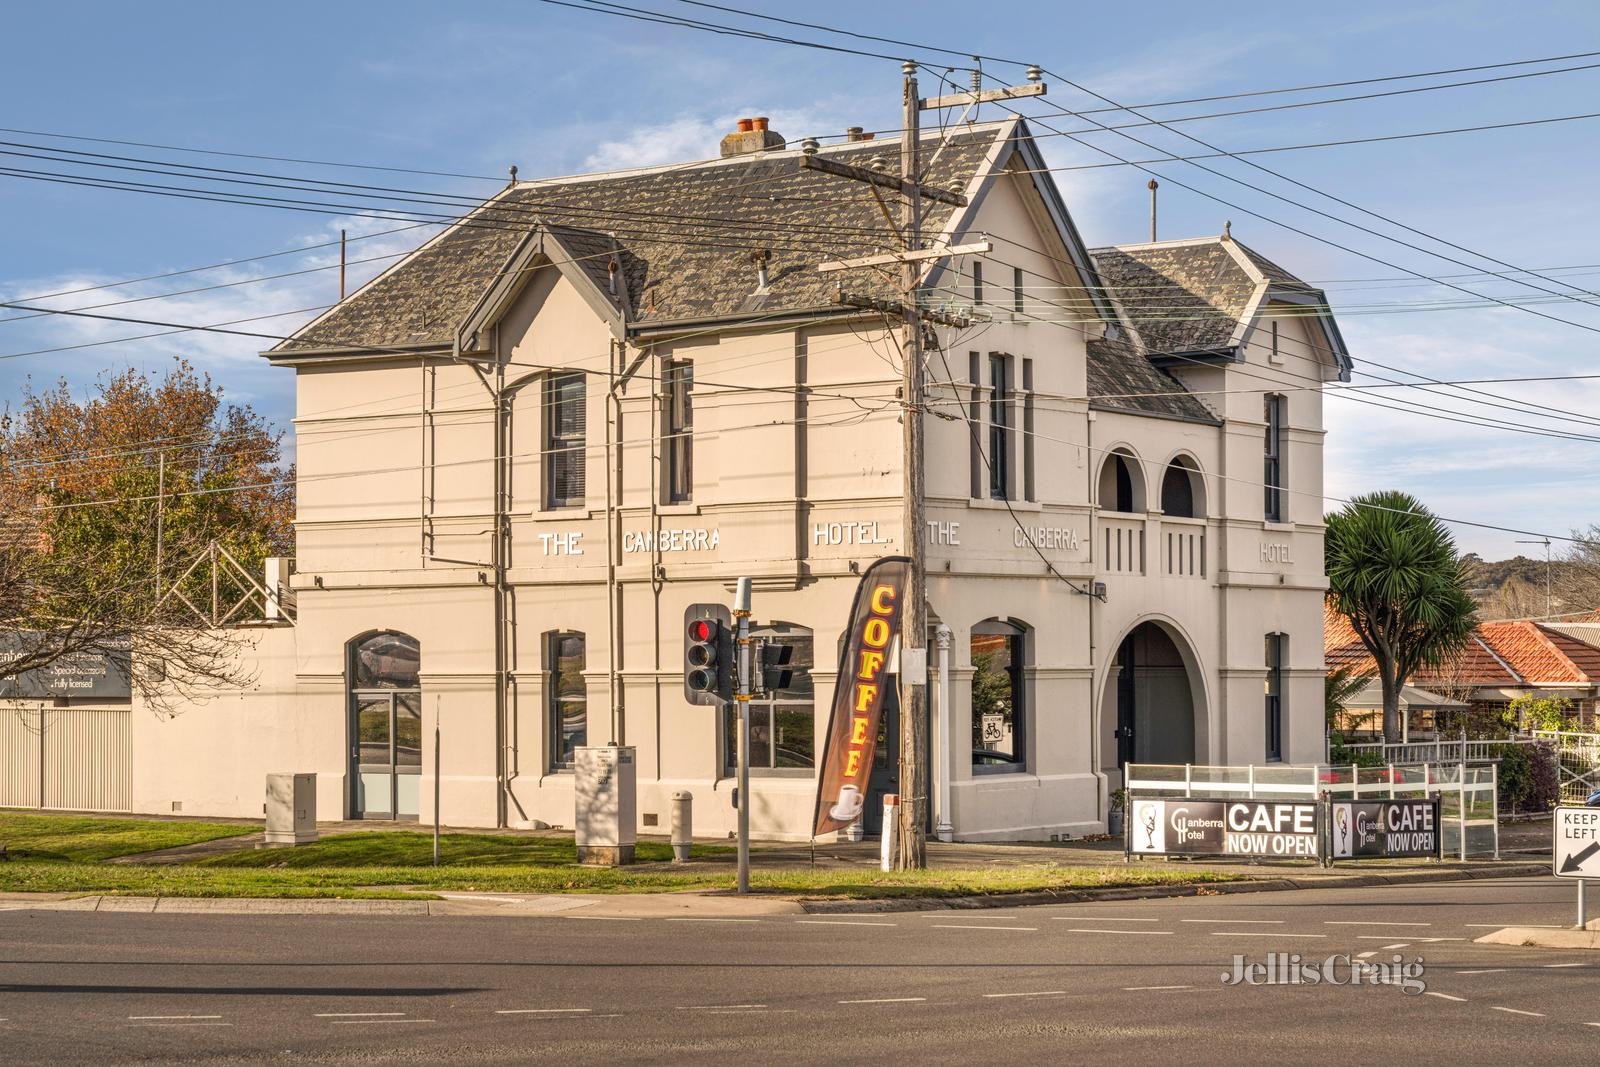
(3, 116, 1351, 840)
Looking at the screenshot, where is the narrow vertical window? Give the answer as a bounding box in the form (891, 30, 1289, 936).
(972, 621, 1027, 772)
(547, 631, 586, 771)
(968, 352, 982, 499)
(1263, 394, 1286, 522)
(543, 372, 586, 509)
(664, 360, 693, 503)
(1021, 357, 1035, 502)
(973, 261, 984, 306)
(1264, 633, 1285, 762)
(988, 353, 1011, 500)
(1013, 266, 1024, 316)
(1270, 320, 1281, 361)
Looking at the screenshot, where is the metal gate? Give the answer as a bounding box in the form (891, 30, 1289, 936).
(0, 706, 131, 812)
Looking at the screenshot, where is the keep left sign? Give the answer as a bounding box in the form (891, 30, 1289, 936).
(1554, 806, 1600, 878)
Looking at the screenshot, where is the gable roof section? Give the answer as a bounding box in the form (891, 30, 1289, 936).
(1086, 335, 1217, 423)
(272, 124, 1017, 357)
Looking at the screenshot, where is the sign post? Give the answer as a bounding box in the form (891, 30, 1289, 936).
(1553, 806, 1600, 928)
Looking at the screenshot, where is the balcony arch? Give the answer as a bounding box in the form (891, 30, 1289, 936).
(1159, 453, 1206, 519)
(1096, 446, 1146, 515)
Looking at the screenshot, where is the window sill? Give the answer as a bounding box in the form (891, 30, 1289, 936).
(966, 497, 1041, 513)
(1262, 521, 1295, 533)
(971, 763, 1029, 777)
(657, 503, 700, 516)
(532, 507, 592, 522)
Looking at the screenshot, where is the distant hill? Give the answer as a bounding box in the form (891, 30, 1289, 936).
(1461, 553, 1575, 620)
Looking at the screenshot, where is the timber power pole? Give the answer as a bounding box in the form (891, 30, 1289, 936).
(806, 63, 1044, 869)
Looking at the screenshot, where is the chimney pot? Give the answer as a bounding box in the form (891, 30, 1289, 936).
(752, 116, 769, 131)
(736, 118, 754, 133)
(720, 117, 787, 157)
(846, 126, 864, 142)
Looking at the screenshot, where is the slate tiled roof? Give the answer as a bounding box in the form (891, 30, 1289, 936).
(1087, 336, 1215, 422)
(274, 128, 1004, 354)
(1089, 238, 1313, 355)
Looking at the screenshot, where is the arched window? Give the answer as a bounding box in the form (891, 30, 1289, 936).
(972, 618, 1029, 773)
(725, 623, 814, 774)
(1096, 449, 1144, 514)
(347, 632, 421, 820)
(1160, 456, 1205, 518)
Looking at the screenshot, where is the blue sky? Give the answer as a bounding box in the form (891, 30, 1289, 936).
(2, 1, 1599, 558)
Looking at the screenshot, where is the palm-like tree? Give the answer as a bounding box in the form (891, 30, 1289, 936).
(1325, 491, 1476, 743)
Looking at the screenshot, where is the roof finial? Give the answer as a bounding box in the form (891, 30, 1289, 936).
(507, 165, 519, 187)
(1221, 220, 1232, 241)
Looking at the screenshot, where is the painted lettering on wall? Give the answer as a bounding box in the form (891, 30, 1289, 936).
(621, 528, 722, 553)
(925, 520, 961, 546)
(1260, 542, 1293, 565)
(538, 532, 585, 556)
(1014, 525, 1080, 551)
(812, 521, 891, 546)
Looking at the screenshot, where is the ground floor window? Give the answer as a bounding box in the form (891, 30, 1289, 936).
(723, 623, 814, 773)
(972, 620, 1027, 772)
(1265, 633, 1285, 762)
(546, 631, 587, 770)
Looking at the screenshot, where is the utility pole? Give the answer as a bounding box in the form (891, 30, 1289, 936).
(1516, 537, 1554, 618)
(155, 450, 165, 597)
(734, 576, 753, 894)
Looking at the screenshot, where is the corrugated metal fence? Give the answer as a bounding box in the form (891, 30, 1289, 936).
(0, 706, 130, 812)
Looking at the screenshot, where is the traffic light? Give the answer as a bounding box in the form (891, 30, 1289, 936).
(683, 604, 734, 705)
(758, 639, 795, 695)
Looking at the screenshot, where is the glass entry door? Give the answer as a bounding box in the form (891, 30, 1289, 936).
(351, 691, 421, 820)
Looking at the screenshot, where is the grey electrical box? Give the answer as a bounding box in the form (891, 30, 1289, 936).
(264, 773, 319, 846)
(575, 746, 636, 865)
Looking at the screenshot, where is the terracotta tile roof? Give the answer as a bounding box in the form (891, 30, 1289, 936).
(1477, 620, 1591, 684)
(1323, 605, 1600, 689)
(1538, 625, 1600, 680)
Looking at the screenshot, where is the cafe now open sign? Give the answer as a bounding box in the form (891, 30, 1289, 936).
(1128, 799, 1319, 858)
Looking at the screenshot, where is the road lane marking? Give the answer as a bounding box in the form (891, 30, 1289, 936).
(1544, 962, 1586, 968)
(795, 919, 898, 927)
(1356, 952, 1377, 959)
(1325, 921, 1430, 927)
(932, 924, 1037, 931)
(1122, 985, 1194, 992)
(1211, 932, 1325, 938)
(1424, 992, 1467, 1002)
(496, 1009, 593, 1014)
(678, 1004, 767, 1011)
(128, 1022, 233, 1028)
(665, 917, 759, 923)
(566, 915, 642, 922)
(314, 1012, 407, 1018)
(128, 1015, 222, 1021)
(1380, 944, 1412, 950)
(840, 997, 926, 1004)
(921, 913, 1024, 919)
(1180, 919, 1283, 925)
(1455, 969, 1509, 975)
(1491, 1007, 1545, 1018)
(1466, 924, 1562, 929)
(331, 1019, 433, 1025)
(983, 991, 1066, 998)
(1052, 916, 1158, 922)
(1061, 928, 1171, 935)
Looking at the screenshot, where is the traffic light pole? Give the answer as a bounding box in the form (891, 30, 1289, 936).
(733, 577, 753, 895)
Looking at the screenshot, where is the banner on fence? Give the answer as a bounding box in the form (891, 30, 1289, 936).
(1128, 799, 1319, 858)
(1329, 800, 1440, 859)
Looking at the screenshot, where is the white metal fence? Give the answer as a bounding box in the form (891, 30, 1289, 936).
(1125, 762, 1499, 859)
(1333, 738, 1537, 765)
(1532, 730, 1600, 805)
(0, 706, 130, 812)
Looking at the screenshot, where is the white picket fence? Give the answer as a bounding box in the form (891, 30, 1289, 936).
(1124, 762, 1499, 859)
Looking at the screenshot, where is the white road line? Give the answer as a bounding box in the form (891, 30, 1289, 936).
(331, 1019, 433, 1025)
(1491, 1007, 1545, 1018)
(840, 997, 926, 1004)
(496, 1008, 593, 1014)
(678, 1004, 767, 1011)
(1051, 916, 1159, 922)
(1456, 969, 1509, 975)
(795, 919, 898, 927)
(1061, 928, 1172, 935)
(1544, 962, 1586, 968)
(920, 913, 1023, 920)
(128, 1015, 223, 1021)
(314, 1012, 407, 1018)
(1180, 919, 1284, 925)
(932, 924, 1037, 931)
(1413, 937, 1467, 943)
(1424, 992, 1467, 1002)
(1356, 951, 1377, 959)
(665, 917, 759, 923)
(1122, 985, 1194, 992)
(129, 1022, 233, 1028)
(1325, 920, 1431, 927)
(983, 991, 1067, 998)
(566, 915, 642, 922)
(1379, 943, 1412, 951)
(1465, 924, 1563, 929)
(706, 1009, 794, 1015)
(1211, 932, 1326, 939)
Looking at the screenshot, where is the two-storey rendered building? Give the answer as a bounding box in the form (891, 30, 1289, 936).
(105, 117, 1349, 840)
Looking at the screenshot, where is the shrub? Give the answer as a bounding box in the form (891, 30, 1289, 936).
(1497, 741, 1560, 812)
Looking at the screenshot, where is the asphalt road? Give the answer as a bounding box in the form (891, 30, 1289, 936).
(2, 876, 1597, 1065)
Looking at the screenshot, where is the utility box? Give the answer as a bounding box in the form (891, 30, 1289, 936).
(575, 746, 636, 865)
(263, 773, 319, 846)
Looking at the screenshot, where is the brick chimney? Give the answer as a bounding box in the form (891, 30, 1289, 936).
(720, 116, 785, 157)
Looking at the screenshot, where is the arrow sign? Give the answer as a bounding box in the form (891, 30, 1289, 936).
(1554, 806, 1600, 878)
(1561, 841, 1600, 875)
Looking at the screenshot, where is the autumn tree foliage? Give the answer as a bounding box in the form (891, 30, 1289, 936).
(0, 360, 293, 709)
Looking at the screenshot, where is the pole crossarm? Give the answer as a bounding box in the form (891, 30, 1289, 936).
(798, 153, 967, 207)
(817, 241, 991, 273)
(834, 291, 978, 330)
(919, 82, 1047, 110)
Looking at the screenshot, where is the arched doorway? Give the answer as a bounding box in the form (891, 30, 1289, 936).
(1100, 621, 1204, 788)
(348, 631, 421, 820)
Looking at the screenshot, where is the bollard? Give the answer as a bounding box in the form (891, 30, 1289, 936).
(880, 794, 900, 872)
(671, 790, 693, 863)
